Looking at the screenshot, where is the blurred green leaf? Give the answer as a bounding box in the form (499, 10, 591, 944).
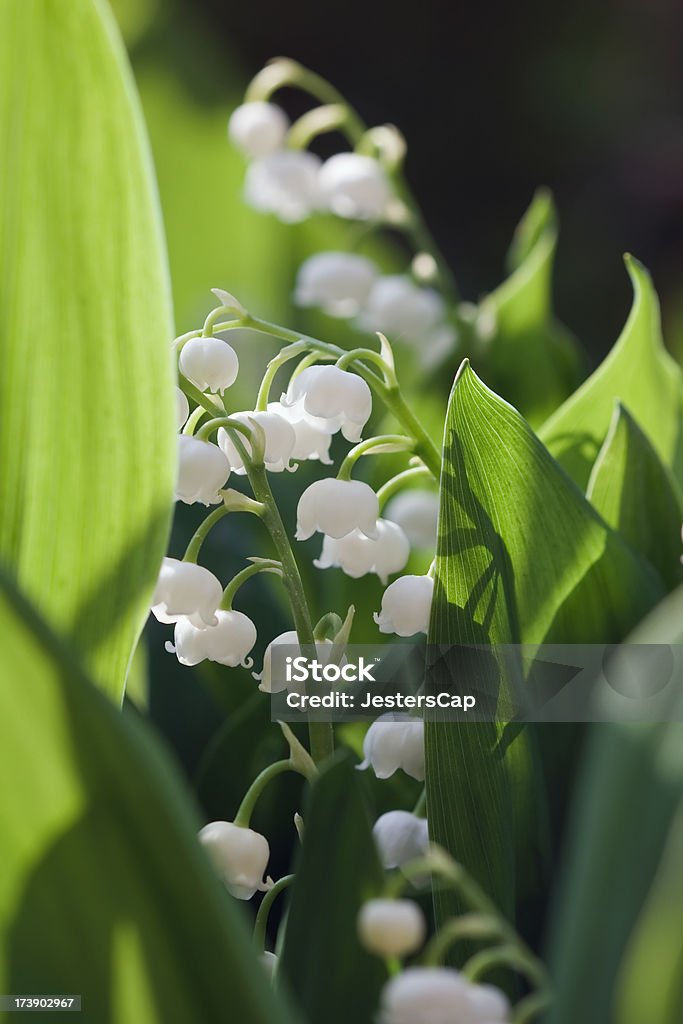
(587, 403, 683, 589)
(547, 586, 683, 1024)
(0, 0, 176, 701)
(540, 256, 683, 490)
(280, 755, 386, 1024)
(0, 566, 300, 1023)
(426, 362, 665, 924)
(479, 189, 584, 427)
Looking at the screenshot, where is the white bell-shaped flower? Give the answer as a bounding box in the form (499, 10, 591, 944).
(374, 575, 434, 636)
(179, 336, 239, 395)
(319, 153, 391, 220)
(467, 983, 511, 1021)
(357, 899, 426, 958)
(359, 275, 445, 343)
(294, 252, 379, 317)
(176, 387, 190, 430)
(254, 630, 334, 694)
(296, 478, 379, 541)
(282, 364, 372, 442)
(384, 490, 439, 549)
(198, 821, 271, 900)
(176, 435, 230, 505)
(314, 519, 409, 584)
(151, 557, 223, 628)
(379, 967, 481, 1024)
(228, 101, 289, 158)
(169, 610, 257, 668)
(245, 150, 322, 223)
(267, 401, 333, 465)
(372, 810, 429, 869)
(217, 411, 295, 474)
(358, 713, 425, 781)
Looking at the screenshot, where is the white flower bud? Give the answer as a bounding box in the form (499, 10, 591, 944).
(374, 575, 434, 637)
(467, 983, 511, 1021)
(176, 435, 230, 505)
(314, 519, 409, 584)
(176, 387, 190, 430)
(357, 899, 426, 958)
(217, 411, 295, 474)
(254, 630, 334, 694)
(384, 490, 439, 549)
(169, 610, 257, 668)
(379, 967, 478, 1024)
(267, 401, 333, 465)
(179, 337, 239, 395)
(359, 275, 445, 343)
(358, 713, 425, 781)
(372, 810, 429, 869)
(294, 251, 379, 317)
(198, 821, 271, 900)
(228, 101, 289, 158)
(245, 150, 322, 223)
(296, 478, 379, 541)
(319, 153, 391, 220)
(283, 365, 372, 442)
(151, 557, 223, 628)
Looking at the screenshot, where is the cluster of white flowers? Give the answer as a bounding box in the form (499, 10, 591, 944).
(379, 967, 511, 1023)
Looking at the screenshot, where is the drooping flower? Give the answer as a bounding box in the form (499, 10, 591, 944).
(267, 401, 333, 465)
(359, 275, 445, 342)
(357, 899, 426, 958)
(179, 336, 239, 395)
(358, 713, 425, 781)
(176, 387, 190, 430)
(217, 410, 295, 474)
(245, 150, 322, 223)
(151, 557, 223, 629)
(228, 101, 289, 158)
(314, 519, 409, 584)
(294, 251, 379, 317)
(198, 821, 271, 900)
(372, 810, 429, 870)
(318, 152, 391, 220)
(379, 967, 503, 1024)
(467, 983, 511, 1022)
(254, 630, 334, 694)
(374, 575, 434, 636)
(282, 364, 372, 442)
(176, 435, 230, 505)
(168, 610, 257, 668)
(296, 478, 379, 541)
(384, 490, 439, 549)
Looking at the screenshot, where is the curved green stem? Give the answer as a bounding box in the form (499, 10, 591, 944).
(511, 991, 554, 1024)
(254, 874, 295, 950)
(376, 466, 434, 509)
(462, 944, 546, 991)
(335, 346, 397, 386)
(422, 915, 503, 966)
(337, 434, 414, 481)
(234, 759, 295, 828)
(255, 341, 308, 411)
(183, 507, 230, 564)
(221, 560, 282, 610)
(287, 104, 351, 149)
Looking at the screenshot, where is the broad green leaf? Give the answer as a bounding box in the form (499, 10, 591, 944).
(547, 586, 683, 1024)
(426, 362, 665, 923)
(540, 256, 683, 490)
(0, 567, 300, 1024)
(587, 403, 683, 589)
(478, 190, 583, 427)
(280, 755, 386, 1024)
(0, 0, 176, 701)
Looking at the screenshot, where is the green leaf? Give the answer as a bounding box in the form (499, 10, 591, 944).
(587, 403, 683, 589)
(0, 0, 176, 701)
(426, 362, 665, 923)
(0, 567, 300, 1024)
(280, 755, 386, 1024)
(479, 189, 584, 427)
(540, 256, 683, 490)
(547, 586, 683, 1024)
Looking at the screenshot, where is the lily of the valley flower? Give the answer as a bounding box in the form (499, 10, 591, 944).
(357, 899, 426, 958)
(245, 150, 322, 223)
(168, 610, 257, 668)
(228, 101, 289, 158)
(372, 810, 429, 870)
(151, 557, 223, 628)
(294, 251, 379, 317)
(176, 435, 230, 506)
(358, 713, 425, 781)
(379, 967, 511, 1024)
(282, 364, 372, 442)
(296, 478, 379, 541)
(359, 275, 445, 342)
(176, 387, 190, 430)
(319, 152, 391, 220)
(198, 820, 271, 900)
(374, 575, 434, 636)
(254, 630, 335, 694)
(267, 401, 333, 465)
(314, 519, 409, 584)
(217, 410, 295, 474)
(179, 336, 239, 395)
(384, 489, 439, 549)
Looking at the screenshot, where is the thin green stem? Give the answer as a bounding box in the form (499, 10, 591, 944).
(337, 434, 414, 480)
(183, 507, 230, 564)
(287, 104, 351, 149)
(178, 375, 223, 419)
(412, 787, 427, 817)
(511, 991, 554, 1024)
(422, 915, 503, 966)
(221, 560, 282, 610)
(335, 346, 397, 385)
(254, 874, 295, 950)
(462, 944, 546, 991)
(234, 759, 294, 828)
(255, 341, 308, 411)
(376, 466, 433, 509)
